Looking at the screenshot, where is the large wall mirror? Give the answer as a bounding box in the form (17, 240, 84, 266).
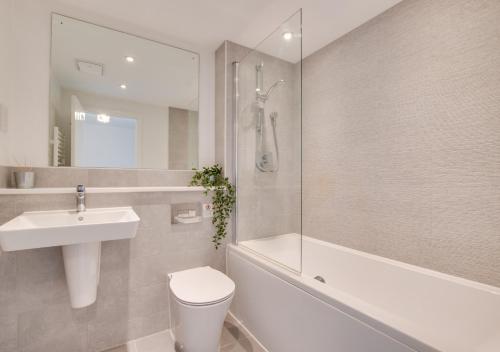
(50, 14, 199, 170)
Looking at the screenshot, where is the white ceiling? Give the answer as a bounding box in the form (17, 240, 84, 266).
(237, 0, 404, 59)
(54, 0, 404, 58)
(51, 14, 199, 109)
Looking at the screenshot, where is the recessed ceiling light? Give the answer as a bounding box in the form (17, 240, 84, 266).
(282, 32, 293, 41)
(125, 56, 135, 63)
(120, 84, 127, 90)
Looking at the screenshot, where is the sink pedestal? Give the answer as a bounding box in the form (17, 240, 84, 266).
(62, 241, 102, 308)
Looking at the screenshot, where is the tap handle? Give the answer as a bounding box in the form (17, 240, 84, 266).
(76, 184, 85, 193)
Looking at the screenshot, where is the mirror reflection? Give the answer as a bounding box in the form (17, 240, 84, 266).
(50, 14, 199, 170)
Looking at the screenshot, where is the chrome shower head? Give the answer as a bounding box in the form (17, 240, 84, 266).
(258, 79, 286, 102)
(265, 79, 286, 97)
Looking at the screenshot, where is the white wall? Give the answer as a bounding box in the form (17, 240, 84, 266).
(1, 0, 214, 168)
(234, 0, 403, 60)
(0, 0, 11, 165)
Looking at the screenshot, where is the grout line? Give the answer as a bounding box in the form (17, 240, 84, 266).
(130, 329, 171, 346)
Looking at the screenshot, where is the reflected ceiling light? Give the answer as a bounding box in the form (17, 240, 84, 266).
(97, 114, 110, 123)
(282, 32, 293, 41)
(120, 84, 127, 89)
(125, 56, 135, 63)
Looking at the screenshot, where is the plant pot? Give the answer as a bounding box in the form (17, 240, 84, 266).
(14, 171, 35, 189)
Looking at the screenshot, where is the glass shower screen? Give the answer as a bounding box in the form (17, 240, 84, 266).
(234, 10, 302, 273)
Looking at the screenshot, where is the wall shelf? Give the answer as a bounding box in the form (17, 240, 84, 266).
(0, 186, 205, 195)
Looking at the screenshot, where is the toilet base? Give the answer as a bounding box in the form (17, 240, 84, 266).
(171, 294, 234, 352)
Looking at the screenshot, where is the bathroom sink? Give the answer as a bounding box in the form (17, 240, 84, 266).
(0, 206, 140, 308)
(0, 207, 140, 251)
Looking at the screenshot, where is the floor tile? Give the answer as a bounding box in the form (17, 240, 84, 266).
(220, 320, 244, 348)
(101, 346, 129, 352)
(135, 331, 175, 352)
(101, 316, 266, 352)
(220, 337, 265, 352)
(220, 317, 266, 352)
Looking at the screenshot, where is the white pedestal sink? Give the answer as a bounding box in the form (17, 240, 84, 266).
(0, 207, 140, 308)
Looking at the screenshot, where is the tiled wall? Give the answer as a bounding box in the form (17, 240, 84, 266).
(168, 108, 199, 170)
(302, 0, 500, 286)
(0, 167, 195, 188)
(0, 167, 226, 352)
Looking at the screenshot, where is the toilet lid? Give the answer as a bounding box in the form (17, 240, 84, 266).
(169, 266, 235, 306)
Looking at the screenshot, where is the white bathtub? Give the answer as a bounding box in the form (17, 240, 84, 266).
(227, 234, 500, 352)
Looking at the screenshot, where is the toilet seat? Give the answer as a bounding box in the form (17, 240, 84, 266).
(169, 266, 235, 306)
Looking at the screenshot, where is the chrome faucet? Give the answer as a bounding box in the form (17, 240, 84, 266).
(76, 184, 86, 212)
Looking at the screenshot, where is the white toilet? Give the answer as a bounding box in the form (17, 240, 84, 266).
(169, 266, 236, 352)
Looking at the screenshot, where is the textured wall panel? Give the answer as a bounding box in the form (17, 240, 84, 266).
(302, 0, 500, 286)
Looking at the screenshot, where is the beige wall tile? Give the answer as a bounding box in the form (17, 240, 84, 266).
(88, 169, 139, 187)
(136, 170, 194, 187)
(14, 194, 75, 212)
(0, 251, 17, 352)
(0, 166, 195, 189)
(30, 167, 89, 188)
(0, 252, 16, 316)
(168, 108, 199, 170)
(0, 313, 17, 352)
(0, 167, 224, 350)
(0, 166, 9, 188)
(17, 303, 88, 352)
(0, 195, 18, 228)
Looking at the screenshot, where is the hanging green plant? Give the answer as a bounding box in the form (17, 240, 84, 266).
(190, 164, 236, 249)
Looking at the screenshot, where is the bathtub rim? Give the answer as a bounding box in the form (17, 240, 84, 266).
(239, 234, 500, 295)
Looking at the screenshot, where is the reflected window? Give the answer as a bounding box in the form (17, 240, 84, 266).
(74, 113, 137, 168)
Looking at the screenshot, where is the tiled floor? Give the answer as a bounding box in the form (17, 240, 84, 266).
(103, 315, 267, 352)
